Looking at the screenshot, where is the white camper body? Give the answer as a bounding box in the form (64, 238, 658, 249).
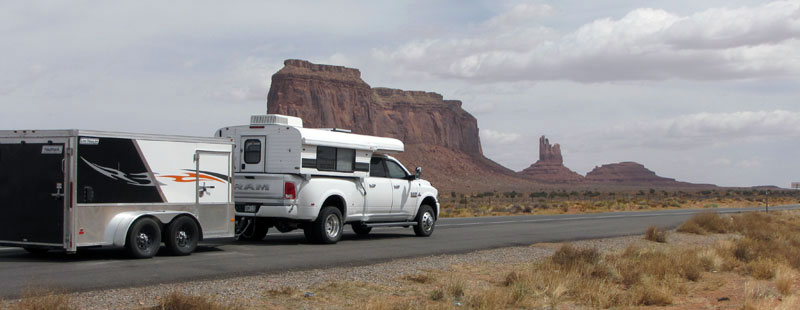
(216, 115, 439, 244)
(0, 130, 235, 258)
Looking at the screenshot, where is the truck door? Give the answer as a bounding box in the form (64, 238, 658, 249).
(0, 139, 68, 246)
(195, 150, 233, 235)
(385, 159, 414, 217)
(239, 136, 265, 173)
(363, 157, 392, 215)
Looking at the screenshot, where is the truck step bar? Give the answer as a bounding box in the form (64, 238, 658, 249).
(364, 221, 418, 228)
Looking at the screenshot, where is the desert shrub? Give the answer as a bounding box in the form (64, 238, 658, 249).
(551, 245, 600, 270)
(14, 290, 75, 310)
(644, 225, 667, 243)
(149, 292, 231, 310)
(447, 279, 465, 299)
(775, 266, 795, 296)
(746, 259, 777, 280)
(678, 212, 730, 234)
(429, 288, 445, 301)
(403, 273, 433, 284)
(503, 271, 521, 286)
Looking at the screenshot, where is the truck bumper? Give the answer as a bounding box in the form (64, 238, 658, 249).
(235, 203, 317, 221)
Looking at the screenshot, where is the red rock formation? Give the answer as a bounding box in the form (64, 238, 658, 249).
(518, 136, 584, 183)
(585, 162, 677, 184)
(266, 59, 520, 191)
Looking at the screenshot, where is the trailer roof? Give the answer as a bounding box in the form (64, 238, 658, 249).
(0, 129, 234, 144)
(297, 127, 404, 153)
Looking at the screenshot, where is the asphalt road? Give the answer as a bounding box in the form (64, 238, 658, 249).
(1, 205, 797, 298)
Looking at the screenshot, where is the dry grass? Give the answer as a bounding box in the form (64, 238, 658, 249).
(148, 292, 234, 310)
(13, 290, 75, 310)
(677, 212, 731, 235)
(644, 225, 667, 243)
(775, 265, 796, 296)
(402, 273, 433, 284)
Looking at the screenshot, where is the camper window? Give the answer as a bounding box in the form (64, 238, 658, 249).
(386, 160, 407, 179)
(316, 146, 355, 172)
(244, 139, 261, 164)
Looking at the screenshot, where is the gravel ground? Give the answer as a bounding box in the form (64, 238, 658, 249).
(1, 231, 733, 309)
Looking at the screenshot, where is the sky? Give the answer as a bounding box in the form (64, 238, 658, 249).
(1, 0, 799, 188)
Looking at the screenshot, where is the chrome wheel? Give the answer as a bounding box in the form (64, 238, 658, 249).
(325, 213, 341, 239)
(422, 212, 434, 232)
(136, 232, 153, 250)
(176, 230, 189, 248)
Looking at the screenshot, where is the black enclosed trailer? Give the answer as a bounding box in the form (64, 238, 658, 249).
(0, 130, 235, 258)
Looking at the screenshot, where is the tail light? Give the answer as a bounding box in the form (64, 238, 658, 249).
(284, 182, 296, 199)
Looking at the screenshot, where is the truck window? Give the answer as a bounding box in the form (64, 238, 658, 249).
(370, 157, 387, 177)
(317, 146, 355, 172)
(244, 139, 261, 164)
(386, 160, 407, 179)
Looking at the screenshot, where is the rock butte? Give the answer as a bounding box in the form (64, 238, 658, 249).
(518, 136, 584, 183)
(265, 59, 707, 191)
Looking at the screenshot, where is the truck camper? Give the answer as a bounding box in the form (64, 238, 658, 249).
(216, 115, 440, 244)
(0, 130, 235, 258)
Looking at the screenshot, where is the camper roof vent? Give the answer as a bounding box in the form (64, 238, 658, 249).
(250, 114, 303, 127)
(319, 128, 352, 133)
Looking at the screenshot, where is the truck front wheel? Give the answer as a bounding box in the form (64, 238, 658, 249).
(308, 206, 343, 244)
(126, 217, 162, 259)
(413, 205, 436, 237)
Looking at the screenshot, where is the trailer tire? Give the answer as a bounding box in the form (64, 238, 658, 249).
(309, 206, 343, 244)
(126, 217, 162, 259)
(164, 216, 199, 256)
(413, 205, 435, 237)
(352, 223, 372, 235)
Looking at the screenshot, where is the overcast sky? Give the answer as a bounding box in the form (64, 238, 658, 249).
(2, 1, 798, 187)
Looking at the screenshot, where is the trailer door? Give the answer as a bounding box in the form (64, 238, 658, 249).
(195, 150, 233, 236)
(0, 139, 68, 246)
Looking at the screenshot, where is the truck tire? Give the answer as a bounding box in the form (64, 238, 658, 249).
(309, 206, 343, 244)
(413, 205, 436, 237)
(352, 223, 372, 236)
(164, 216, 199, 256)
(126, 217, 162, 259)
(237, 219, 268, 241)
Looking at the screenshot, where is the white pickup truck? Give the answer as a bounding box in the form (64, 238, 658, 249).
(216, 115, 439, 244)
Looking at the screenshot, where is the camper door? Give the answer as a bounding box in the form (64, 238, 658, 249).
(194, 150, 232, 235)
(239, 136, 265, 173)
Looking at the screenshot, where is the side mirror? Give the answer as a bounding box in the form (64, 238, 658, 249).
(415, 167, 422, 179)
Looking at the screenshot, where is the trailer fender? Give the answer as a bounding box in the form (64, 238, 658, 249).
(104, 211, 198, 247)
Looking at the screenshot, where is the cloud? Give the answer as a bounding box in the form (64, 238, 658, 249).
(480, 129, 522, 145)
(585, 110, 800, 149)
(373, 1, 800, 82)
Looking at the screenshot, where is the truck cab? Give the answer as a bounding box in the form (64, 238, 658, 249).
(216, 114, 439, 244)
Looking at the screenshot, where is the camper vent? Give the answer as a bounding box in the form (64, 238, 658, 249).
(250, 114, 303, 127)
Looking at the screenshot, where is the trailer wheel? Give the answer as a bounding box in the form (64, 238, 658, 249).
(352, 223, 372, 236)
(164, 216, 199, 256)
(309, 206, 343, 244)
(126, 217, 162, 259)
(413, 205, 436, 237)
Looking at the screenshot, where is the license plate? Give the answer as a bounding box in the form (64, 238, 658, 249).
(244, 205, 258, 213)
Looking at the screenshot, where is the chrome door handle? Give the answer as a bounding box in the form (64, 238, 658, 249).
(393, 185, 400, 189)
(369, 184, 376, 188)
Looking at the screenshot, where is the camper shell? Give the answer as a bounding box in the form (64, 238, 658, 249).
(0, 130, 235, 258)
(216, 115, 439, 244)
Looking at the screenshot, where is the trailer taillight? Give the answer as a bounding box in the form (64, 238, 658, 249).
(284, 182, 296, 200)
